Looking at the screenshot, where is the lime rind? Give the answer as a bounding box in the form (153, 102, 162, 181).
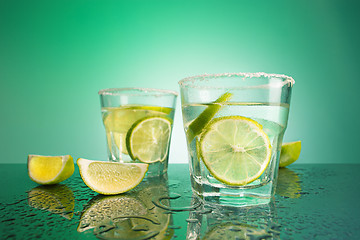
(77, 158, 148, 195)
(126, 116, 172, 163)
(198, 116, 272, 186)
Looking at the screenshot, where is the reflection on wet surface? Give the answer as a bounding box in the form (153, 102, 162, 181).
(276, 168, 302, 199)
(28, 184, 74, 220)
(186, 197, 280, 239)
(78, 175, 174, 239)
(1, 164, 360, 239)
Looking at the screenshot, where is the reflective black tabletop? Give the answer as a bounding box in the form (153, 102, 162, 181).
(1, 164, 360, 239)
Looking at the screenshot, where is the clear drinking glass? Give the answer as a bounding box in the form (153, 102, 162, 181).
(179, 73, 294, 206)
(98, 88, 178, 177)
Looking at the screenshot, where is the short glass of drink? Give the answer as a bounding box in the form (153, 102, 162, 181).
(98, 88, 178, 177)
(179, 73, 294, 206)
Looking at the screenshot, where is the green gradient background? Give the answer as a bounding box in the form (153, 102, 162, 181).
(1, 0, 359, 164)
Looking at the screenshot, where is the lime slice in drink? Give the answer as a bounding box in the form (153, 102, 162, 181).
(126, 116, 172, 163)
(103, 105, 171, 155)
(187, 92, 233, 142)
(279, 140, 301, 167)
(77, 158, 148, 195)
(28, 155, 74, 185)
(198, 116, 272, 186)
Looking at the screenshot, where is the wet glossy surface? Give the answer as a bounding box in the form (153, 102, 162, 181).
(1, 164, 360, 239)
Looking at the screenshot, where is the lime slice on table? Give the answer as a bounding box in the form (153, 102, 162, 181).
(198, 116, 272, 186)
(279, 140, 301, 167)
(103, 105, 171, 155)
(126, 116, 172, 163)
(186, 92, 233, 142)
(77, 158, 148, 195)
(28, 155, 74, 185)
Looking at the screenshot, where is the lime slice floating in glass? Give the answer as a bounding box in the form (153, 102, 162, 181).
(198, 116, 272, 186)
(186, 92, 233, 142)
(279, 140, 301, 168)
(103, 105, 172, 155)
(126, 116, 172, 163)
(77, 158, 148, 195)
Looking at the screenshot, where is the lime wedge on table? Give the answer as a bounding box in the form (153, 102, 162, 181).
(77, 158, 148, 195)
(126, 116, 172, 163)
(198, 116, 271, 186)
(279, 141, 301, 167)
(28, 155, 74, 185)
(103, 105, 171, 155)
(187, 92, 233, 142)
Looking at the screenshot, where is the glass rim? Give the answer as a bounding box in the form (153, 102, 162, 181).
(98, 87, 178, 96)
(178, 72, 295, 88)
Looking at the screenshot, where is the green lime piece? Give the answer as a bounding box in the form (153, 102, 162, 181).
(186, 92, 233, 142)
(126, 116, 172, 163)
(77, 158, 148, 195)
(198, 116, 272, 186)
(102, 105, 172, 155)
(279, 141, 301, 167)
(27, 155, 74, 185)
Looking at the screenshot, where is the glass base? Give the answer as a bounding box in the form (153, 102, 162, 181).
(191, 175, 274, 207)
